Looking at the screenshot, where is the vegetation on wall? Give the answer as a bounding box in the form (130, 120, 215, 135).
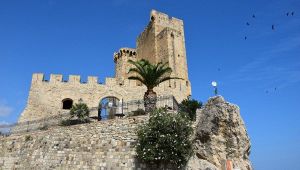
(136, 108, 193, 168)
(179, 98, 202, 121)
(25, 135, 33, 142)
(128, 108, 146, 117)
(70, 102, 90, 122)
(60, 102, 90, 126)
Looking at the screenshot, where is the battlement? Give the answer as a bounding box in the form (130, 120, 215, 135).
(150, 10, 183, 30)
(31, 73, 99, 85)
(113, 47, 136, 62)
(150, 10, 182, 22)
(31, 73, 139, 87)
(137, 10, 183, 41)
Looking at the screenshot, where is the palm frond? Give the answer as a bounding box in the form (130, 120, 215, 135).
(157, 76, 183, 85)
(128, 76, 146, 85)
(128, 59, 146, 75)
(128, 59, 179, 89)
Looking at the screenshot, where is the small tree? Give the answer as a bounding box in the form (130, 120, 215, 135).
(128, 59, 181, 113)
(70, 103, 90, 123)
(179, 99, 202, 121)
(136, 108, 193, 168)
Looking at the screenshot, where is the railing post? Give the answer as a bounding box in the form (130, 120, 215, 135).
(122, 98, 124, 116)
(26, 121, 29, 132)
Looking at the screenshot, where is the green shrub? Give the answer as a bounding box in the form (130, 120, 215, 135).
(136, 108, 193, 168)
(60, 119, 71, 126)
(179, 98, 202, 121)
(39, 125, 48, 131)
(60, 119, 90, 126)
(25, 135, 33, 141)
(131, 109, 146, 116)
(70, 102, 90, 123)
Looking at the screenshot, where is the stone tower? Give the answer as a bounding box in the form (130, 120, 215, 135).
(114, 48, 137, 85)
(136, 10, 190, 87)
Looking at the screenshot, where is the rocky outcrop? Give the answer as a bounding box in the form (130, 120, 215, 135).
(193, 96, 252, 170)
(186, 156, 218, 170)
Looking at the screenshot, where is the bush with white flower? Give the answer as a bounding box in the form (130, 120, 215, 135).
(136, 108, 193, 168)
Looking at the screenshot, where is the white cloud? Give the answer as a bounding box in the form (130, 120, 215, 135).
(0, 121, 10, 134)
(0, 121, 9, 125)
(227, 34, 300, 89)
(0, 103, 13, 117)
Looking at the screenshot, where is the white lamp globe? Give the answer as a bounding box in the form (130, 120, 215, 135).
(211, 81, 217, 87)
(108, 102, 113, 108)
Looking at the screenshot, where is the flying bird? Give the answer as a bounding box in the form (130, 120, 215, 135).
(246, 22, 250, 26)
(291, 12, 294, 16)
(272, 25, 275, 30)
(252, 14, 256, 18)
(244, 36, 247, 40)
(286, 12, 289, 16)
(274, 87, 277, 91)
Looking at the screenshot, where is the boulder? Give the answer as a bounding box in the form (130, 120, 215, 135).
(192, 96, 252, 170)
(185, 156, 218, 170)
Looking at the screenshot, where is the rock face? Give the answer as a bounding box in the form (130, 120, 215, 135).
(185, 156, 218, 170)
(193, 96, 252, 170)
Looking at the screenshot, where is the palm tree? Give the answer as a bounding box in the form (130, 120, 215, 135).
(128, 59, 181, 113)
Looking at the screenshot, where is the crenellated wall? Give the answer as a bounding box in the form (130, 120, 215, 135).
(19, 73, 190, 122)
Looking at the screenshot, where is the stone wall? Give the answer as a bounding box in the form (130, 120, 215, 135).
(1, 111, 213, 170)
(19, 73, 190, 123)
(1, 116, 150, 170)
(1, 96, 252, 170)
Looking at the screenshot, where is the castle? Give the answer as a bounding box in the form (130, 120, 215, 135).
(18, 10, 192, 122)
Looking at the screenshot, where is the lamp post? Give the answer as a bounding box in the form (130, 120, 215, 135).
(211, 81, 218, 96)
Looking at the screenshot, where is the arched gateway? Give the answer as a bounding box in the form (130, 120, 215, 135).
(98, 96, 123, 120)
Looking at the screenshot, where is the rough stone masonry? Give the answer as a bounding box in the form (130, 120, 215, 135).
(0, 96, 252, 170)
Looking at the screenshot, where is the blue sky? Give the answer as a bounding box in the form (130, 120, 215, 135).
(0, 0, 299, 169)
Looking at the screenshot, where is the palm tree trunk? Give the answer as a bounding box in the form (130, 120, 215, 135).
(144, 89, 157, 113)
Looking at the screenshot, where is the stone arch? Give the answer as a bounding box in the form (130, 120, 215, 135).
(99, 91, 124, 102)
(62, 98, 73, 110)
(98, 96, 122, 120)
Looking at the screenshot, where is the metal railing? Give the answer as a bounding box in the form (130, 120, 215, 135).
(0, 95, 179, 136)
